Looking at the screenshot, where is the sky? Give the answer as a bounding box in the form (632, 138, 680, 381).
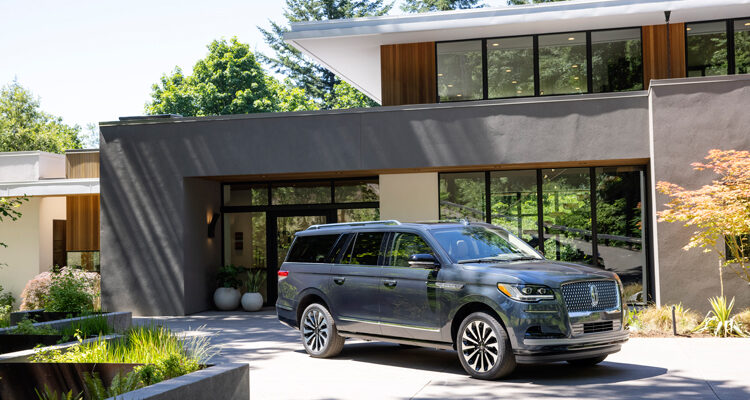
(0, 0, 508, 129)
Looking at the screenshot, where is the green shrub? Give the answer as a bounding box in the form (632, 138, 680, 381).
(694, 296, 747, 337)
(245, 268, 266, 293)
(10, 318, 58, 335)
(34, 385, 82, 400)
(0, 304, 11, 328)
(735, 308, 750, 334)
(21, 267, 100, 311)
(45, 269, 95, 313)
(217, 265, 242, 289)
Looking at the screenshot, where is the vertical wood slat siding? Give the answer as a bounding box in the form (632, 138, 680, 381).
(66, 194, 100, 251)
(66, 152, 100, 178)
(642, 23, 686, 88)
(380, 42, 436, 106)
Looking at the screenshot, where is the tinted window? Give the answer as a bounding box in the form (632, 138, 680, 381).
(437, 40, 483, 101)
(539, 32, 587, 95)
(431, 226, 541, 263)
(343, 232, 385, 266)
(286, 234, 340, 263)
(487, 36, 534, 98)
(591, 28, 643, 92)
(735, 19, 750, 74)
(686, 21, 728, 77)
(388, 233, 434, 267)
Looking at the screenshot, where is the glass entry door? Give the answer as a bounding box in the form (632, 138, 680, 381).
(266, 211, 335, 305)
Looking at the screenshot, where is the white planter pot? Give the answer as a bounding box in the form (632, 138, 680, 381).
(214, 287, 240, 311)
(241, 292, 264, 312)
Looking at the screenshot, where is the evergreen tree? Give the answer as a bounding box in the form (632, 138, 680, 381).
(401, 0, 483, 13)
(259, 0, 392, 108)
(506, 0, 568, 5)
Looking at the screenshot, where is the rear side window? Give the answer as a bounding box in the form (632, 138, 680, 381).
(342, 232, 385, 266)
(287, 234, 340, 263)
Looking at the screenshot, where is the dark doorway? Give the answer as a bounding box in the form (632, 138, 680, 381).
(53, 220, 66, 268)
(266, 210, 335, 305)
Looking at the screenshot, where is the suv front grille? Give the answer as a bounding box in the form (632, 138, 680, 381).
(561, 280, 619, 313)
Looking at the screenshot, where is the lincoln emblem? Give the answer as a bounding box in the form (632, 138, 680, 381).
(590, 284, 599, 307)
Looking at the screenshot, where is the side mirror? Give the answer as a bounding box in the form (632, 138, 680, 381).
(408, 254, 439, 269)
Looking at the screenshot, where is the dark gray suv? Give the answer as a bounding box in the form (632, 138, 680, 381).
(276, 220, 628, 379)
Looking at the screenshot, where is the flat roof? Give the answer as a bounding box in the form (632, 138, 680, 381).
(284, 0, 750, 103)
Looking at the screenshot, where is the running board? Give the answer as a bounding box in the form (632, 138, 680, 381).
(339, 331, 454, 350)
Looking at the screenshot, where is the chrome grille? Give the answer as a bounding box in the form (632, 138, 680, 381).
(561, 280, 619, 313)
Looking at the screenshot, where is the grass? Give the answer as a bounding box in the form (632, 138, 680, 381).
(626, 303, 701, 335)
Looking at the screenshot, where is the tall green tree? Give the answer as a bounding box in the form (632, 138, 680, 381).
(507, 0, 568, 5)
(0, 82, 81, 153)
(401, 0, 483, 13)
(327, 81, 378, 109)
(259, 0, 392, 108)
(146, 38, 316, 116)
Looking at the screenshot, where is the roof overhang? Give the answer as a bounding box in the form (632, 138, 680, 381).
(0, 178, 99, 197)
(284, 0, 750, 103)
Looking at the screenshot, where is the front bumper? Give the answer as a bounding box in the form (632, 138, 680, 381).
(514, 329, 629, 363)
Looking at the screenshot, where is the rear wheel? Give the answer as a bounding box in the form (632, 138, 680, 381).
(300, 303, 344, 358)
(456, 312, 516, 380)
(566, 355, 607, 366)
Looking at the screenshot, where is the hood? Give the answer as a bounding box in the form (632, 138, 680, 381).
(457, 260, 615, 288)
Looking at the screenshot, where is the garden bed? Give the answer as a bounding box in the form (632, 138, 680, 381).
(10, 309, 84, 325)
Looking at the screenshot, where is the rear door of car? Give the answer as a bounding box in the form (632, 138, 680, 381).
(378, 230, 443, 341)
(328, 231, 387, 335)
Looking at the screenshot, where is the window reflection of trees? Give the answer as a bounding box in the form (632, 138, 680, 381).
(388, 233, 433, 267)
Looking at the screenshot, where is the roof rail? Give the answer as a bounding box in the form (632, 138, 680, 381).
(306, 220, 401, 230)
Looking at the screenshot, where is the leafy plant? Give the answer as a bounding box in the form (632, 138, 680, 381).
(735, 308, 750, 335)
(59, 315, 112, 341)
(83, 371, 142, 400)
(0, 304, 11, 328)
(11, 318, 58, 335)
(694, 296, 747, 337)
(20, 267, 100, 311)
(45, 268, 95, 313)
(34, 385, 82, 400)
(216, 265, 242, 289)
(625, 304, 700, 335)
(245, 268, 266, 293)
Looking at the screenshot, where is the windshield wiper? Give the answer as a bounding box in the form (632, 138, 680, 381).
(457, 257, 509, 264)
(504, 256, 542, 261)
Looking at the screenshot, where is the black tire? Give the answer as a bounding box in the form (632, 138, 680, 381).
(456, 312, 516, 380)
(300, 303, 345, 358)
(566, 355, 607, 366)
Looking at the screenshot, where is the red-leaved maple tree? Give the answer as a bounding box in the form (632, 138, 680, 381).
(657, 149, 750, 297)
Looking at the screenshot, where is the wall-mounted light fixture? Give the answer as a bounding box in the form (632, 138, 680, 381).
(207, 212, 220, 238)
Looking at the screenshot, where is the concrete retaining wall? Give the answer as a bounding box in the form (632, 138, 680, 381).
(110, 363, 249, 400)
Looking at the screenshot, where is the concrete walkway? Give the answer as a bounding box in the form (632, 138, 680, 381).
(135, 310, 750, 400)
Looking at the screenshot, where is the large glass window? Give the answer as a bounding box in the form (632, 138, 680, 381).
(487, 36, 535, 98)
(223, 183, 268, 206)
(338, 208, 380, 223)
(334, 179, 379, 203)
(542, 168, 594, 265)
(687, 21, 728, 77)
(596, 167, 647, 304)
(490, 170, 538, 246)
(224, 212, 267, 270)
(437, 40, 483, 101)
(387, 233, 434, 267)
(439, 172, 486, 222)
(539, 32, 587, 95)
(735, 19, 750, 74)
(272, 182, 331, 205)
(592, 28, 643, 92)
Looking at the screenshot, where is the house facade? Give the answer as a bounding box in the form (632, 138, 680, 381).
(99, 0, 750, 316)
(0, 150, 100, 305)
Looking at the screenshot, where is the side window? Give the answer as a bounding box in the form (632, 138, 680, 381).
(329, 233, 354, 263)
(343, 232, 385, 266)
(286, 234, 340, 263)
(388, 232, 434, 267)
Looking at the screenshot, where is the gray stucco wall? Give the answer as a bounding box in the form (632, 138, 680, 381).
(650, 75, 750, 313)
(100, 92, 649, 316)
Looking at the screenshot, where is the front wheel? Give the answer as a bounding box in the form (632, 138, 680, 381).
(456, 312, 516, 380)
(567, 355, 607, 366)
(300, 303, 344, 358)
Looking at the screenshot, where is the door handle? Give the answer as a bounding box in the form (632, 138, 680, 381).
(383, 279, 397, 288)
(333, 277, 346, 285)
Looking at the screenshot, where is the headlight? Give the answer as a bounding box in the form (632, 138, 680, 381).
(497, 283, 555, 302)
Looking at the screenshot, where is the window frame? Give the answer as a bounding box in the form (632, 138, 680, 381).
(340, 231, 388, 267)
(384, 231, 436, 268)
(684, 17, 750, 77)
(435, 26, 644, 103)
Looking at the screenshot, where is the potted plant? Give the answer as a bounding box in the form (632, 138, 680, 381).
(213, 265, 242, 311)
(241, 268, 266, 312)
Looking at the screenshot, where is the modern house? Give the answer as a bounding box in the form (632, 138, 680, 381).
(0, 150, 100, 305)
(99, 0, 750, 316)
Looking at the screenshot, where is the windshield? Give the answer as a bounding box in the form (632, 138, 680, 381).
(431, 225, 543, 263)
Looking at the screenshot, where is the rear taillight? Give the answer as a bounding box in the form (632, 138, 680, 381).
(278, 270, 289, 278)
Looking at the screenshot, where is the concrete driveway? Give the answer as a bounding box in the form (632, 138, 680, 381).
(135, 310, 750, 400)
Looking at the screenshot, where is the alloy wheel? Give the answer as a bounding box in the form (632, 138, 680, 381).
(303, 308, 329, 353)
(461, 320, 499, 373)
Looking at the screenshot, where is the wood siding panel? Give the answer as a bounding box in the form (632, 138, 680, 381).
(66, 152, 100, 178)
(66, 194, 100, 251)
(643, 23, 686, 88)
(381, 42, 436, 106)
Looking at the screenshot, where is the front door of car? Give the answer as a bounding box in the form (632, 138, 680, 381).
(328, 231, 386, 335)
(379, 231, 443, 341)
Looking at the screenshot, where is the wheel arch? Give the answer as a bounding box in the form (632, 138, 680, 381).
(295, 288, 333, 327)
(450, 298, 514, 349)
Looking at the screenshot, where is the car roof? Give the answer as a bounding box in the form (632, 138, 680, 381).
(294, 220, 491, 237)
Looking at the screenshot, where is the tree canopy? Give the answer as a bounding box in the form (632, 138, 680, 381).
(146, 38, 316, 117)
(506, 0, 568, 5)
(259, 0, 391, 108)
(401, 0, 483, 13)
(0, 82, 81, 154)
